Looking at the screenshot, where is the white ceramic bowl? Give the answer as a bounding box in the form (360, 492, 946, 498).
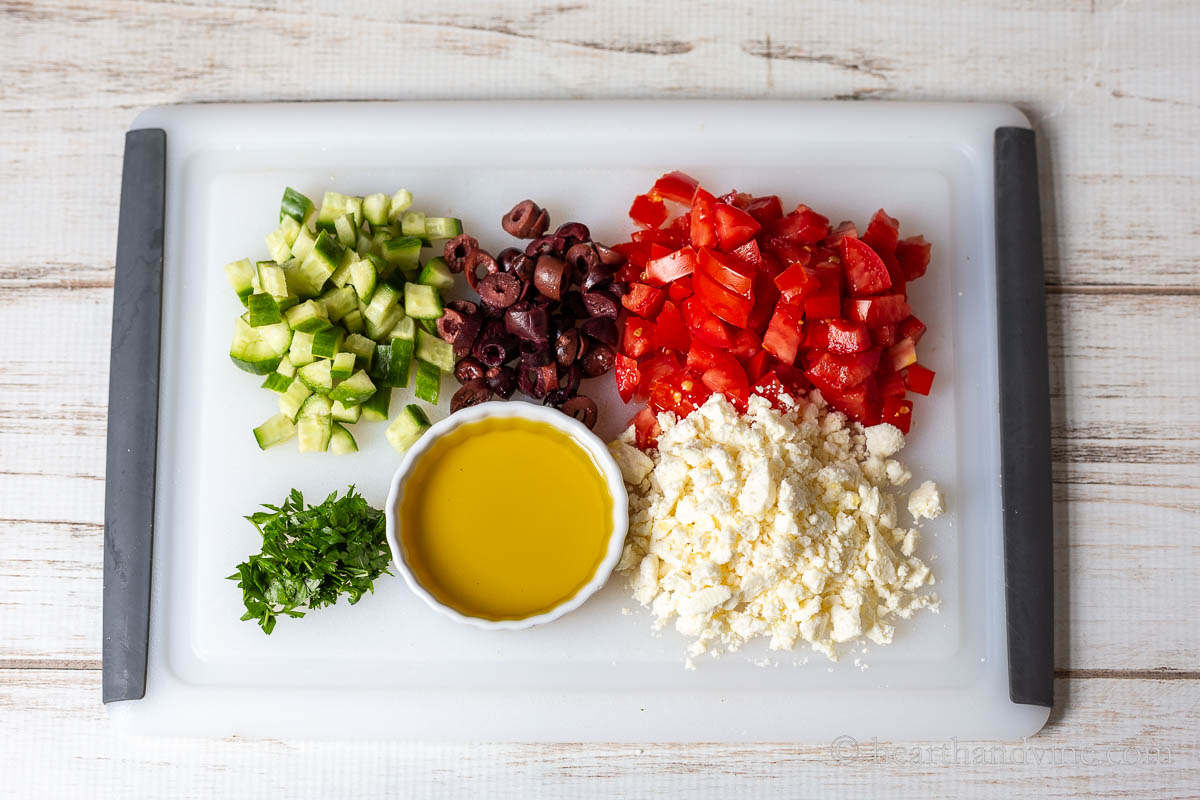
(384, 400, 629, 631)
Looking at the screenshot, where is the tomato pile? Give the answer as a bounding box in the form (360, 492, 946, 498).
(612, 171, 936, 449)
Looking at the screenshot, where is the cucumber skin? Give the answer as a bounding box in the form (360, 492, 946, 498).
(360, 387, 392, 422)
(385, 404, 432, 453)
(414, 361, 441, 404)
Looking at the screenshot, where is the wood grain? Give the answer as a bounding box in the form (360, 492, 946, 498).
(2, 0, 1198, 795)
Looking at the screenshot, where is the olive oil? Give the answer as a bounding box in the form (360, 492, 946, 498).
(398, 417, 612, 620)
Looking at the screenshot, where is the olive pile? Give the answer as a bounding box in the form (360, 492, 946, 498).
(438, 200, 628, 428)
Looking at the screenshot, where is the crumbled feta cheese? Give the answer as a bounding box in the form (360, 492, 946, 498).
(908, 480, 945, 522)
(615, 394, 941, 665)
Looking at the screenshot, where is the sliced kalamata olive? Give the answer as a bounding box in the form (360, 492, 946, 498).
(561, 396, 598, 429)
(582, 291, 619, 319)
(473, 320, 517, 368)
(445, 299, 478, 317)
(565, 242, 600, 275)
(520, 339, 553, 367)
(454, 356, 486, 384)
(581, 261, 615, 292)
(563, 290, 588, 320)
(448, 312, 484, 359)
(477, 272, 521, 310)
(505, 301, 549, 342)
(533, 255, 571, 301)
(435, 307, 467, 343)
(543, 388, 571, 408)
(554, 328, 581, 366)
(580, 342, 616, 377)
(536, 362, 559, 395)
(559, 362, 582, 396)
(484, 365, 516, 399)
(525, 235, 560, 258)
(501, 200, 544, 238)
(444, 234, 479, 273)
(555, 222, 590, 246)
(451, 379, 492, 412)
(497, 247, 524, 273)
(463, 249, 499, 292)
(594, 242, 627, 268)
(506, 252, 536, 282)
(517, 364, 544, 399)
(607, 281, 629, 298)
(580, 317, 618, 347)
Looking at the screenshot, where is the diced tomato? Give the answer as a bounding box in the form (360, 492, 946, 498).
(667, 213, 690, 234)
(615, 354, 641, 403)
(812, 260, 844, 294)
(823, 220, 858, 248)
(751, 371, 790, 409)
(881, 395, 913, 434)
(697, 247, 755, 297)
(861, 209, 900, 257)
(714, 203, 762, 251)
(760, 236, 813, 270)
(882, 251, 907, 299)
(823, 319, 871, 354)
(896, 235, 931, 280)
(682, 295, 734, 348)
(805, 349, 881, 391)
(744, 349, 772, 382)
(645, 246, 697, 286)
(828, 376, 882, 426)
(841, 236, 893, 296)
(632, 406, 662, 449)
(870, 323, 898, 348)
(638, 351, 682, 396)
(654, 300, 691, 351)
(686, 340, 737, 374)
(745, 272, 780, 337)
(631, 227, 687, 248)
(649, 369, 711, 418)
(843, 294, 911, 327)
(887, 337, 918, 371)
(694, 269, 753, 327)
(879, 369, 907, 399)
(689, 188, 719, 249)
(762, 301, 804, 365)
(905, 362, 936, 395)
(622, 317, 655, 359)
(804, 287, 841, 321)
(613, 240, 651, 269)
(772, 359, 810, 396)
(774, 262, 818, 301)
(629, 193, 668, 229)
(667, 276, 693, 303)
(745, 195, 784, 225)
(717, 190, 751, 209)
(700, 359, 750, 412)
(621, 282, 666, 319)
(730, 239, 764, 271)
(650, 171, 699, 205)
(615, 261, 643, 285)
(898, 314, 927, 344)
(768, 204, 830, 243)
(729, 328, 762, 363)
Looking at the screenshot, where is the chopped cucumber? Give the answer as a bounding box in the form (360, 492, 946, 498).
(296, 395, 333, 453)
(331, 351, 355, 381)
(278, 379, 313, 420)
(329, 369, 376, 406)
(414, 360, 441, 404)
(424, 217, 463, 240)
(343, 333, 375, 369)
(342, 308, 364, 334)
(257, 262, 289, 298)
(298, 359, 334, 394)
(400, 210, 426, 239)
(280, 187, 313, 224)
(230, 317, 292, 375)
(417, 318, 439, 337)
(265, 227, 292, 263)
(356, 231, 376, 259)
(297, 230, 341, 294)
(360, 387, 391, 421)
(386, 404, 432, 454)
(316, 191, 349, 233)
(261, 372, 293, 393)
(290, 226, 316, 263)
(333, 213, 357, 249)
(349, 258, 377, 303)
(417, 257, 455, 292)
(253, 414, 296, 450)
(284, 299, 330, 333)
(278, 214, 303, 247)
(319, 285, 358, 323)
(246, 293, 283, 327)
(331, 399, 362, 423)
(345, 196, 364, 229)
(389, 316, 416, 342)
(329, 259, 352, 288)
(329, 423, 358, 455)
(388, 189, 413, 221)
(311, 327, 344, 360)
(363, 193, 390, 227)
(289, 330, 316, 367)
(276, 354, 297, 379)
(381, 236, 422, 272)
(415, 329, 455, 372)
(363, 282, 404, 340)
(373, 338, 414, 389)
(224, 258, 255, 304)
(404, 283, 444, 320)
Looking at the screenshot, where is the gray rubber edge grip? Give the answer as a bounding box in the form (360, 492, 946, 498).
(994, 126, 1054, 708)
(103, 128, 166, 703)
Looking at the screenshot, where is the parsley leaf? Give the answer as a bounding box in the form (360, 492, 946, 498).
(228, 486, 392, 634)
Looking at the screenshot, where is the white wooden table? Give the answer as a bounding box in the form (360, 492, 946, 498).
(3, 1, 1197, 796)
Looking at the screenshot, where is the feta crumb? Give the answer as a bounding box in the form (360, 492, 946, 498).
(908, 480, 945, 522)
(865, 423, 905, 459)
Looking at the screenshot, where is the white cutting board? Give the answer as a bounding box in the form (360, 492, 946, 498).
(110, 101, 1049, 741)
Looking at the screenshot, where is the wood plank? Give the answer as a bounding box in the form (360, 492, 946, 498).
(1, 669, 1195, 798)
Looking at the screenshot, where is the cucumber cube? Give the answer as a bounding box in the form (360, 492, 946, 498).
(224, 258, 255, 304)
(253, 414, 296, 450)
(279, 379, 313, 421)
(381, 236, 422, 271)
(311, 327, 344, 360)
(414, 360, 441, 405)
(329, 423, 358, 455)
(284, 299, 330, 333)
(289, 330, 316, 367)
(417, 257, 455, 292)
(246, 293, 283, 327)
(363, 193, 390, 227)
(400, 210, 426, 238)
(298, 359, 334, 395)
(415, 329, 455, 372)
(290, 227, 316, 263)
(423, 217, 463, 240)
(331, 399, 362, 424)
(328, 370, 376, 406)
(280, 187, 313, 225)
(388, 189, 413, 221)
(265, 227, 292, 263)
(386, 404, 432, 453)
(342, 308, 365, 334)
(257, 262, 289, 298)
(360, 387, 392, 422)
(319, 285, 358, 323)
(343, 333, 376, 369)
(331, 351, 355, 381)
(261, 372, 293, 393)
(404, 283, 443, 320)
